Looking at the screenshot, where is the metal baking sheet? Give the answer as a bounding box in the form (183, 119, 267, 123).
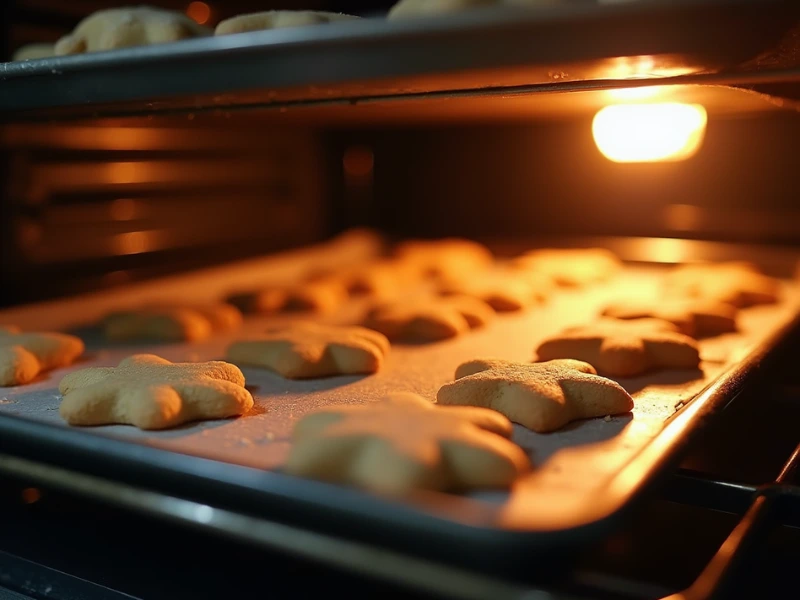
(0, 0, 797, 121)
(0, 233, 799, 576)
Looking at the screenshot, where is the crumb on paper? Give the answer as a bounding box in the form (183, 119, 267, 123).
(265, 431, 275, 440)
(675, 401, 685, 411)
(603, 415, 612, 422)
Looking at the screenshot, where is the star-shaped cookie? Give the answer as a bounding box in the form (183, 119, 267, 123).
(226, 322, 390, 379)
(662, 261, 780, 307)
(55, 6, 211, 55)
(439, 268, 550, 312)
(59, 354, 254, 430)
(364, 295, 495, 342)
(510, 248, 621, 287)
(285, 392, 530, 494)
(437, 358, 634, 433)
(393, 238, 494, 280)
(535, 318, 700, 377)
(1, 326, 85, 386)
(102, 302, 242, 343)
(602, 297, 737, 337)
(226, 277, 347, 315)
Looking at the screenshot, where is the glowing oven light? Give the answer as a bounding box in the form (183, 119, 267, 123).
(592, 103, 707, 163)
(186, 2, 212, 25)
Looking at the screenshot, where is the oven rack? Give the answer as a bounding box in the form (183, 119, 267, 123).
(0, 0, 798, 121)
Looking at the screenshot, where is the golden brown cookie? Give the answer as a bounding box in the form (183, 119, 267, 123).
(215, 10, 358, 35)
(393, 238, 494, 280)
(388, 0, 498, 19)
(102, 303, 242, 343)
(602, 297, 737, 338)
(437, 358, 633, 433)
(1, 326, 85, 386)
(226, 322, 390, 379)
(536, 318, 701, 377)
(439, 268, 550, 312)
(364, 295, 494, 342)
(285, 391, 530, 494)
(54, 6, 211, 55)
(59, 354, 253, 430)
(226, 277, 347, 316)
(335, 259, 421, 300)
(662, 261, 780, 308)
(510, 248, 621, 287)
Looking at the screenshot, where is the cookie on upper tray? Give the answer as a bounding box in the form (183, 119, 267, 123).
(510, 247, 622, 287)
(215, 10, 359, 35)
(59, 354, 253, 430)
(102, 302, 242, 343)
(388, 0, 498, 19)
(535, 317, 700, 378)
(226, 322, 390, 379)
(393, 238, 494, 281)
(54, 6, 211, 55)
(602, 297, 738, 338)
(364, 294, 494, 342)
(437, 358, 633, 433)
(1, 326, 85, 386)
(285, 391, 530, 495)
(661, 261, 780, 308)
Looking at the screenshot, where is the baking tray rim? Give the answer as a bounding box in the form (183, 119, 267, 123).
(0, 0, 796, 119)
(0, 305, 797, 574)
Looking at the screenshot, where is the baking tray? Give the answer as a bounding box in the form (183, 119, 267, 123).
(0, 233, 798, 582)
(0, 0, 798, 121)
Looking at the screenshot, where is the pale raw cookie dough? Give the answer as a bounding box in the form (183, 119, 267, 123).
(510, 248, 622, 287)
(364, 294, 495, 342)
(102, 302, 242, 343)
(12, 43, 55, 61)
(59, 354, 253, 430)
(1, 326, 85, 386)
(285, 391, 530, 494)
(662, 261, 780, 308)
(226, 322, 390, 379)
(437, 358, 633, 433)
(54, 6, 211, 56)
(388, 0, 499, 19)
(215, 11, 359, 35)
(536, 317, 700, 377)
(393, 238, 494, 280)
(602, 297, 737, 337)
(439, 268, 550, 312)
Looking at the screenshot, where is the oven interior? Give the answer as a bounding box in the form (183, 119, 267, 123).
(1, 1, 800, 599)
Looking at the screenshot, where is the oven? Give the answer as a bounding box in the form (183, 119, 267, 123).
(1, 1, 799, 599)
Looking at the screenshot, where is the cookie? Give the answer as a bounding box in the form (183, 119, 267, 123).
(12, 43, 55, 61)
(227, 278, 347, 315)
(388, 0, 498, 19)
(510, 248, 621, 287)
(335, 259, 421, 300)
(215, 10, 358, 35)
(602, 297, 737, 337)
(1, 326, 85, 386)
(662, 261, 780, 308)
(364, 295, 494, 342)
(226, 322, 390, 379)
(439, 268, 550, 312)
(102, 303, 242, 343)
(437, 358, 633, 433)
(393, 238, 494, 280)
(59, 354, 253, 430)
(536, 317, 700, 377)
(285, 391, 529, 494)
(54, 6, 211, 55)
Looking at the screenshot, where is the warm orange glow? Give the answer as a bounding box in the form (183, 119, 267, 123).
(114, 231, 152, 255)
(592, 103, 707, 163)
(21, 487, 41, 504)
(186, 1, 211, 25)
(343, 146, 375, 178)
(606, 86, 665, 101)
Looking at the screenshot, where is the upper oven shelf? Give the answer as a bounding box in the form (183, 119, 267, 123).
(0, 0, 799, 123)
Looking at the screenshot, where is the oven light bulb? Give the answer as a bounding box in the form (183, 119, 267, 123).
(592, 103, 707, 163)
